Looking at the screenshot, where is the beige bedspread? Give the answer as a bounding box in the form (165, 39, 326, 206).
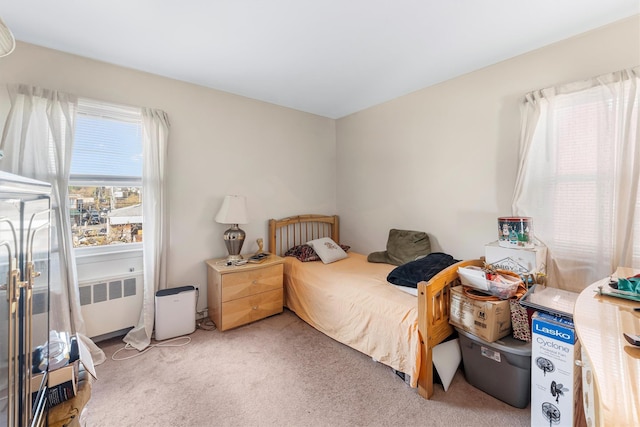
(284, 252, 421, 387)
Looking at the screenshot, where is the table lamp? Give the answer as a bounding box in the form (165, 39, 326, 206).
(215, 195, 248, 261)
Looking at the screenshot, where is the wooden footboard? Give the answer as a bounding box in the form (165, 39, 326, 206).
(416, 258, 483, 399)
(268, 214, 483, 400)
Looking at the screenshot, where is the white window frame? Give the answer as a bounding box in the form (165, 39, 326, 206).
(70, 99, 144, 258)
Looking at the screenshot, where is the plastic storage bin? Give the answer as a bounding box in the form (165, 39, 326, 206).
(456, 327, 532, 408)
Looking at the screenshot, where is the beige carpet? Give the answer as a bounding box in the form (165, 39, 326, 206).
(84, 309, 530, 426)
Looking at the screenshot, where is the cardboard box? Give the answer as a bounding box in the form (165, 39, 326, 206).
(449, 285, 511, 342)
(31, 334, 97, 407)
(531, 312, 583, 427)
(485, 241, 547, 274)
(32, 365, 78, 407)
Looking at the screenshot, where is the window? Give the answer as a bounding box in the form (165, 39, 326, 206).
(548, 82, 640, 269)
(551, 90, 616, 260)
(69, 99, 144, 250)
(514, 69, 640, 291)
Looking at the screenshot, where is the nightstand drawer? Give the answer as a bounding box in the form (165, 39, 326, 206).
(221, 288, 283, 330)
(206, 254, 285, 331)
(221, 264, 283, 302)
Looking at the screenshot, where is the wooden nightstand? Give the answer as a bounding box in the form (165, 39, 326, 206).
(205, 254, 284, 331)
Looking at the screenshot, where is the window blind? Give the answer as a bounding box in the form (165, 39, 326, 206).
(71, 99, 143, 181)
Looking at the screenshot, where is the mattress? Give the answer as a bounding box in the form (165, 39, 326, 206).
(283, 252, 421, 386)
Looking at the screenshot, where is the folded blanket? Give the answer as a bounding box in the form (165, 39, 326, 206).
(387, 252, 459, 288)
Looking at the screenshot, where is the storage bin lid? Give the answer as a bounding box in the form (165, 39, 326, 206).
(456, 327, 532, 357)
(520, 284, 578, 319)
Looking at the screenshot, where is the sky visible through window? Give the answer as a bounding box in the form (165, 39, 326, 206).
(71, 115, 142, 177)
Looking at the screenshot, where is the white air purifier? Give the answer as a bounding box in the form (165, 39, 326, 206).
(154, 285, 197, 341)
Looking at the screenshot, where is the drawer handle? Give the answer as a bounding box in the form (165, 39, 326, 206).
(252, 280, 258, 285)
(252, 306, 258, 310)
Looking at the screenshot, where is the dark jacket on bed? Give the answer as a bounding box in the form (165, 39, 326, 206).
(386, 252, 459, 288)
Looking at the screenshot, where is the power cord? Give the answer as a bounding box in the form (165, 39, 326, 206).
(197, 317, 216, 331)
(195, 304, 216, 331)
(111, 336, 191, 361)
(194, 290, 217, 331)
(111, 285, 222, 360)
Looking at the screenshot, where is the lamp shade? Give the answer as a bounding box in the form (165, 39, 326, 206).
(215, 195, 248, 225)
(0, 17, 16, 58)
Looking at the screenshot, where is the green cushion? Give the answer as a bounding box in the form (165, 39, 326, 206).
(367, 229, 431, 266)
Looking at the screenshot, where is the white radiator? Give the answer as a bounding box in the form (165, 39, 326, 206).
(79, 272, 144, 339)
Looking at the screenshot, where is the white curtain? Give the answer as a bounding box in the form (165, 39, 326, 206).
(123, 108, 170, 351)
(0, 84, 105, 362)
(512, 67, 640, 292)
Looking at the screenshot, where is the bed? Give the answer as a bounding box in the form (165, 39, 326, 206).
(268, 214, 482, 399)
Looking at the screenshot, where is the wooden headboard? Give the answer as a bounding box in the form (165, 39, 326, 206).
(268, 214, 340, 256)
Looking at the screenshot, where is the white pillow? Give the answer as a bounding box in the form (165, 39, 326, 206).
(432, 338, 461, 392)
(306, 237, 348, 264)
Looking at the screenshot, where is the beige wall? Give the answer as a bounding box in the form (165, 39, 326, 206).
(336, 15, 640, 260)
(0, 15, 637, 316)
(0, 43, 337, 311)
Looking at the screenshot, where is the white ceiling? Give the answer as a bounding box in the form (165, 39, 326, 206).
(2, 1, 639, 118)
